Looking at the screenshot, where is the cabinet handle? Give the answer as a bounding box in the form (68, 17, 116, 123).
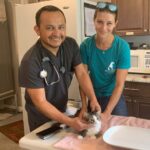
(126, 99, 132, 102)
(144, 29, 147, 32)
(124, 88, 139, 91)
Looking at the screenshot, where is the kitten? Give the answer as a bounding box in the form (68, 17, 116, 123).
(78, 111, 101, 139)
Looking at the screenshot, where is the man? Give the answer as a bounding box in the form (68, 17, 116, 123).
(19, 5, 100, 131)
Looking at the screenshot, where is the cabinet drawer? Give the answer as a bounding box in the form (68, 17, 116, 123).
(124, 82, 150, 97)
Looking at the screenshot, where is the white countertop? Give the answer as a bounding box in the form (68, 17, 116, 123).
(19, 107, 78, 150)
(19, 116, 150, 150)
(126, 74, 150, 83)
(19, 122, 69, 150)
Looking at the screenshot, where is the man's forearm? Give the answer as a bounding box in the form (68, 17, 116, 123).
(79, 86, 87, 110)
(75, 64, 100, 112)
(78, 73, 97, 101)
(35, 99, 72, 125)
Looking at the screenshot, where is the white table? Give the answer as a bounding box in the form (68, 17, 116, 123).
(19, 115, 150, 150)
(19, 121, 71, 150)
(19, 106, 78, 150)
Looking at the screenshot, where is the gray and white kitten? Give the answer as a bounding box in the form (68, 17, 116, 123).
(78, 111, 101, 139)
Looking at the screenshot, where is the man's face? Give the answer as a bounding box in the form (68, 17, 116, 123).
(35, 11, 66, 52)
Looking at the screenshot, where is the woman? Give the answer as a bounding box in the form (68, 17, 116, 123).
(80, 2, 130, 121)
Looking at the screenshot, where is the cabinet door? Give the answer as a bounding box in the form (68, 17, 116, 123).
(0, 21, 15, 99)
(149, 1, 150, 33)
(135, 98, 150, 119)
(125, 96, 135, 116)
(112, 0, 149, 36)
(124, 81, 150, 119)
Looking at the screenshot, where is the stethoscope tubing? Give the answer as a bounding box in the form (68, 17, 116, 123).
(40, 46, 64, 86)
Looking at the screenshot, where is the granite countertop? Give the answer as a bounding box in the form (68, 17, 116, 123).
(126, 74, 150, 83)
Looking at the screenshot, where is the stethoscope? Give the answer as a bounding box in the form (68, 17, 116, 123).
(39, 48, 65, 86)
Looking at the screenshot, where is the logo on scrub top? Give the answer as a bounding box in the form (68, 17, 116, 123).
(105, 62, 115, 73)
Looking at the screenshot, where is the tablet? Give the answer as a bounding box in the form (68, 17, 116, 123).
(36, 123, 62, 140)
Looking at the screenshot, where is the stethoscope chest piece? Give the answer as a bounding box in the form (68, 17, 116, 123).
(40, 69, 47, 78)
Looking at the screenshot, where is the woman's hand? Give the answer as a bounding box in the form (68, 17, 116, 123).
(100, 111, 111, 123)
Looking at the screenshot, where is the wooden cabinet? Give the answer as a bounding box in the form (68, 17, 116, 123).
(0, 0, 18, 111)
(111, 0, 150, 36)
(124, 81, 150, 119)
(0, 21, 16, 107)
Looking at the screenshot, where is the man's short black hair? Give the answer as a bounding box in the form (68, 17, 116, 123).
(35, 5, 66, 26)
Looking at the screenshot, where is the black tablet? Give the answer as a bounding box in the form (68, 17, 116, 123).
(36, 122, 62, 140)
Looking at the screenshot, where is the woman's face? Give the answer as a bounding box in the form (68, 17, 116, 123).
(94, 11, 117, 40)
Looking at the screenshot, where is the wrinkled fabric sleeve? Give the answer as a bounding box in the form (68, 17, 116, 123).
(117, 41, 131, 69)
(80, 41, 89, 65)
(19, 58, 44, 88)
(70, 39, 82, 68)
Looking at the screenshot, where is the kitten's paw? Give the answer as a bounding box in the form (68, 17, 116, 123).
(77, 135, 83, 139)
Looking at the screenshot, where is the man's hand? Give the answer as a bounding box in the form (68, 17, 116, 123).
(90, 99, 101, 113)
(69, 117, 90, 131)
(78, 99, 101, 119)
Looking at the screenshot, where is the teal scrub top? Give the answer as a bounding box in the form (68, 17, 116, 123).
(80, 35, 130, 97)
